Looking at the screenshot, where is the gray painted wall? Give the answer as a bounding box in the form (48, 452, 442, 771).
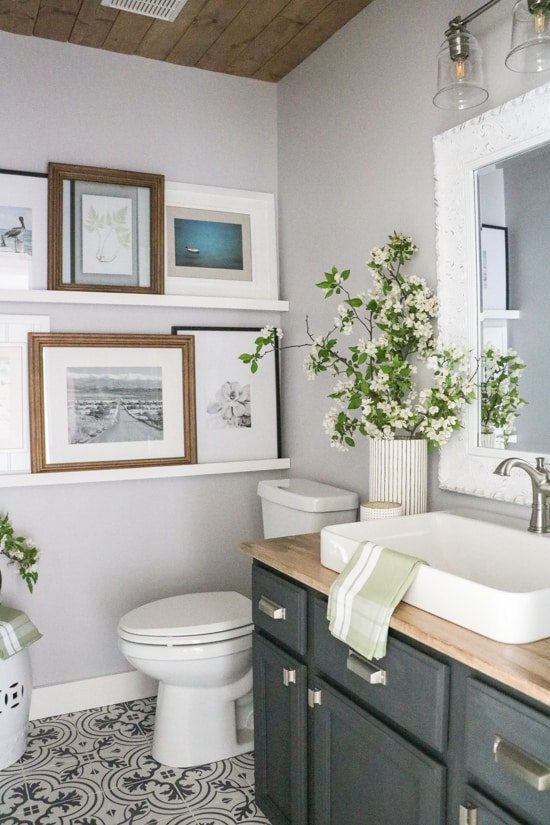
(0, 32, 280, 687)
(276, 0, 546, 516)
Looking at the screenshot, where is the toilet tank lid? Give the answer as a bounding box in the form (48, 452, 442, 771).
(118, 592, 252, 637)
(257, 478, 358, 513)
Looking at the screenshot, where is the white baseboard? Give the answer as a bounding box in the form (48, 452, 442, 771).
(30, 670, 157, 721)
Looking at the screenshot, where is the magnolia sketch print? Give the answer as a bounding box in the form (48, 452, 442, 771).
(207, 381, 251, 428)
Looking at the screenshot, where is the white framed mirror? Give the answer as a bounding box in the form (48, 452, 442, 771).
(434, 81, 550, 505)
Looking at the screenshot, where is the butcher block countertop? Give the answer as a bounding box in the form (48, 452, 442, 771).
(241, 532, 550, 707)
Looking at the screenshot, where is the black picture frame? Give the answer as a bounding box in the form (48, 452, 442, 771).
(480, 224, 509, 311)
(171, 325, 281, 463)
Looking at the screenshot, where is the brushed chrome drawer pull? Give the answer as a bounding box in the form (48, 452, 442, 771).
(258, 596, 286, 620)
(308, 688, 322, 708)
(347, 650, 387, 686)
(459, 804, 478, 825)
(283, 668, 296, 687)
(494, 736, 550, 791)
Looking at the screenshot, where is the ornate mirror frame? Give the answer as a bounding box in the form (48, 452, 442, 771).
(434, 81, 550, 505)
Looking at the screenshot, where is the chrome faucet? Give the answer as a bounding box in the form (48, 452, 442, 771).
(494, 456, 550, 534)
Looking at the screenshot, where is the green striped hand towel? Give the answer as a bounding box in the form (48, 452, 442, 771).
(0, 604, 42, 660)
(328, 540, 427, 661)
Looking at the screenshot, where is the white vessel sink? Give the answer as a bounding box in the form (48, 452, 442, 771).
(320, 511, 550, 644)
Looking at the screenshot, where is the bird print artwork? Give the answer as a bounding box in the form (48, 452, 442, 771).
(1, 215, 26, 251)
(0, 205, 33, 288)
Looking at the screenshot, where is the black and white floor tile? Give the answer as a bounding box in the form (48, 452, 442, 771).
(0, 697, 271, 825)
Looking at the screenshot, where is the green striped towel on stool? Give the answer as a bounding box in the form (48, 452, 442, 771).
(327, 540, 427, 661)
(0, 605, 42, 660)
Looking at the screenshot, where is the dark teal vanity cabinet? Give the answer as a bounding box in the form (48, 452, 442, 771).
(251, 562, 550, 825)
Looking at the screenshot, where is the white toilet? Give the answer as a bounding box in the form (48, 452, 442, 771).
(118, 478, 357, 768)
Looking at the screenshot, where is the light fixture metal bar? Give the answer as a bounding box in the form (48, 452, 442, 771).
(460, 0, 504, 27)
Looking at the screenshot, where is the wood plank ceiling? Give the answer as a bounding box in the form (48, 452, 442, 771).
(0, 0, 374, 81)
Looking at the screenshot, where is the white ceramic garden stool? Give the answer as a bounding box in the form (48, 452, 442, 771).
(0, 647, 32, 770)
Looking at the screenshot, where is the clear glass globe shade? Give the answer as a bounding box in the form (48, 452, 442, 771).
(433, 33, 488, 110)
(506, 0, 550, 72)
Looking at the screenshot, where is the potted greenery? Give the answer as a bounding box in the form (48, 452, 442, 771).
(241, 232, 477, 513)
(0, 513, 40, 593)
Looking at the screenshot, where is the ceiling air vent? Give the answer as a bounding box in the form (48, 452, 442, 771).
(100, 0, 188, 22)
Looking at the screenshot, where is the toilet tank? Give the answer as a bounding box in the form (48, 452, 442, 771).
(257, 478, 358, 539)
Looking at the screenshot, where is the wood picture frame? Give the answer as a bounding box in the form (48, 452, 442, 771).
(172, 326, 281, 463)
(48, 163, 164, 294)
(29, 333, 196, 473)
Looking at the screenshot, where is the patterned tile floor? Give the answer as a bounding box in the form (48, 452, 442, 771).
(0, 697, 271, 825)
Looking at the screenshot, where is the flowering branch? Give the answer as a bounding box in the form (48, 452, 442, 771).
(480, 346, 526, 446)
(0, 513, 40, 593)
(240, 232, 477, 450)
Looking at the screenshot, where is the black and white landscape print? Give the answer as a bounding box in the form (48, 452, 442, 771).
(67, 366, 163, 444)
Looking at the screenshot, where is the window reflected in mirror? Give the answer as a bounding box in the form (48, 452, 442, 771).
(476, 142, 550, 452)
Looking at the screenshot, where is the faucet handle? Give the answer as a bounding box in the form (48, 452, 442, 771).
(535, 457, 550, 476)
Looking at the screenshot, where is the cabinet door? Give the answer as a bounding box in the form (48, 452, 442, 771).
(253, 632, 308, 825)
(310, 678, 446, 825)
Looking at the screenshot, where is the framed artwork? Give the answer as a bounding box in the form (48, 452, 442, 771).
(48, 163, 164, 294)
(172, 326, 280, 463)
(0, 314, 50, 474)
(165, 182, 278, 300)
(0, 169, 48, 290)
(480, 225, 509, 310)
(29, 333, 196, 473)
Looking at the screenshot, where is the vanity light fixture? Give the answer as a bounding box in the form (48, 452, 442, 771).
(434, 0, 550, 110)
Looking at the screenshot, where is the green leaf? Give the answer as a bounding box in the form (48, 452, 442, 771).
(251, 361, 258, 374)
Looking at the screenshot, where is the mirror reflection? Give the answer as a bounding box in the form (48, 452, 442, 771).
(476, 142, 550, 452)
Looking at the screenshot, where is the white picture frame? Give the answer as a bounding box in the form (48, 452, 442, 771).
(0, 314, 50, 474)
(0, 170, 48, 291)
(164, 182, 278, 300)
(172, 326, 280, 463)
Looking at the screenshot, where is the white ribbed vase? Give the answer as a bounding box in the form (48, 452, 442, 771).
(368, 438, 428, 516)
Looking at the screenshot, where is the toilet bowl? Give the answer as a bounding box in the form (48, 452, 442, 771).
(118, 591, 253, 768)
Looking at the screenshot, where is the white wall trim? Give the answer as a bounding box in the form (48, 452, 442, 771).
(30, 670, 156, 721)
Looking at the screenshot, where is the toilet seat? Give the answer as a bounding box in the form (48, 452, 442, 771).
(118, 624, 253, 646)
(118, 591, 252, 647)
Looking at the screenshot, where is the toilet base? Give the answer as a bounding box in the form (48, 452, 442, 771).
(152, 671, 253, 768)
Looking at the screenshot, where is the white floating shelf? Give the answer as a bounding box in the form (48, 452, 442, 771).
(480, 310, 520, 320)
(0, 458, 290, 488)
(0, 289, 289, 312)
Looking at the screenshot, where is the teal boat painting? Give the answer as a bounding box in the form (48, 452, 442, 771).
(174, 218, 244, 270)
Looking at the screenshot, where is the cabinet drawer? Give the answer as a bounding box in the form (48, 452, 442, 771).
(311, 594, 449, 752)
(465, 679, 550, 825)
(252, 565, 307, 655)
(461, 787, 525, 825)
